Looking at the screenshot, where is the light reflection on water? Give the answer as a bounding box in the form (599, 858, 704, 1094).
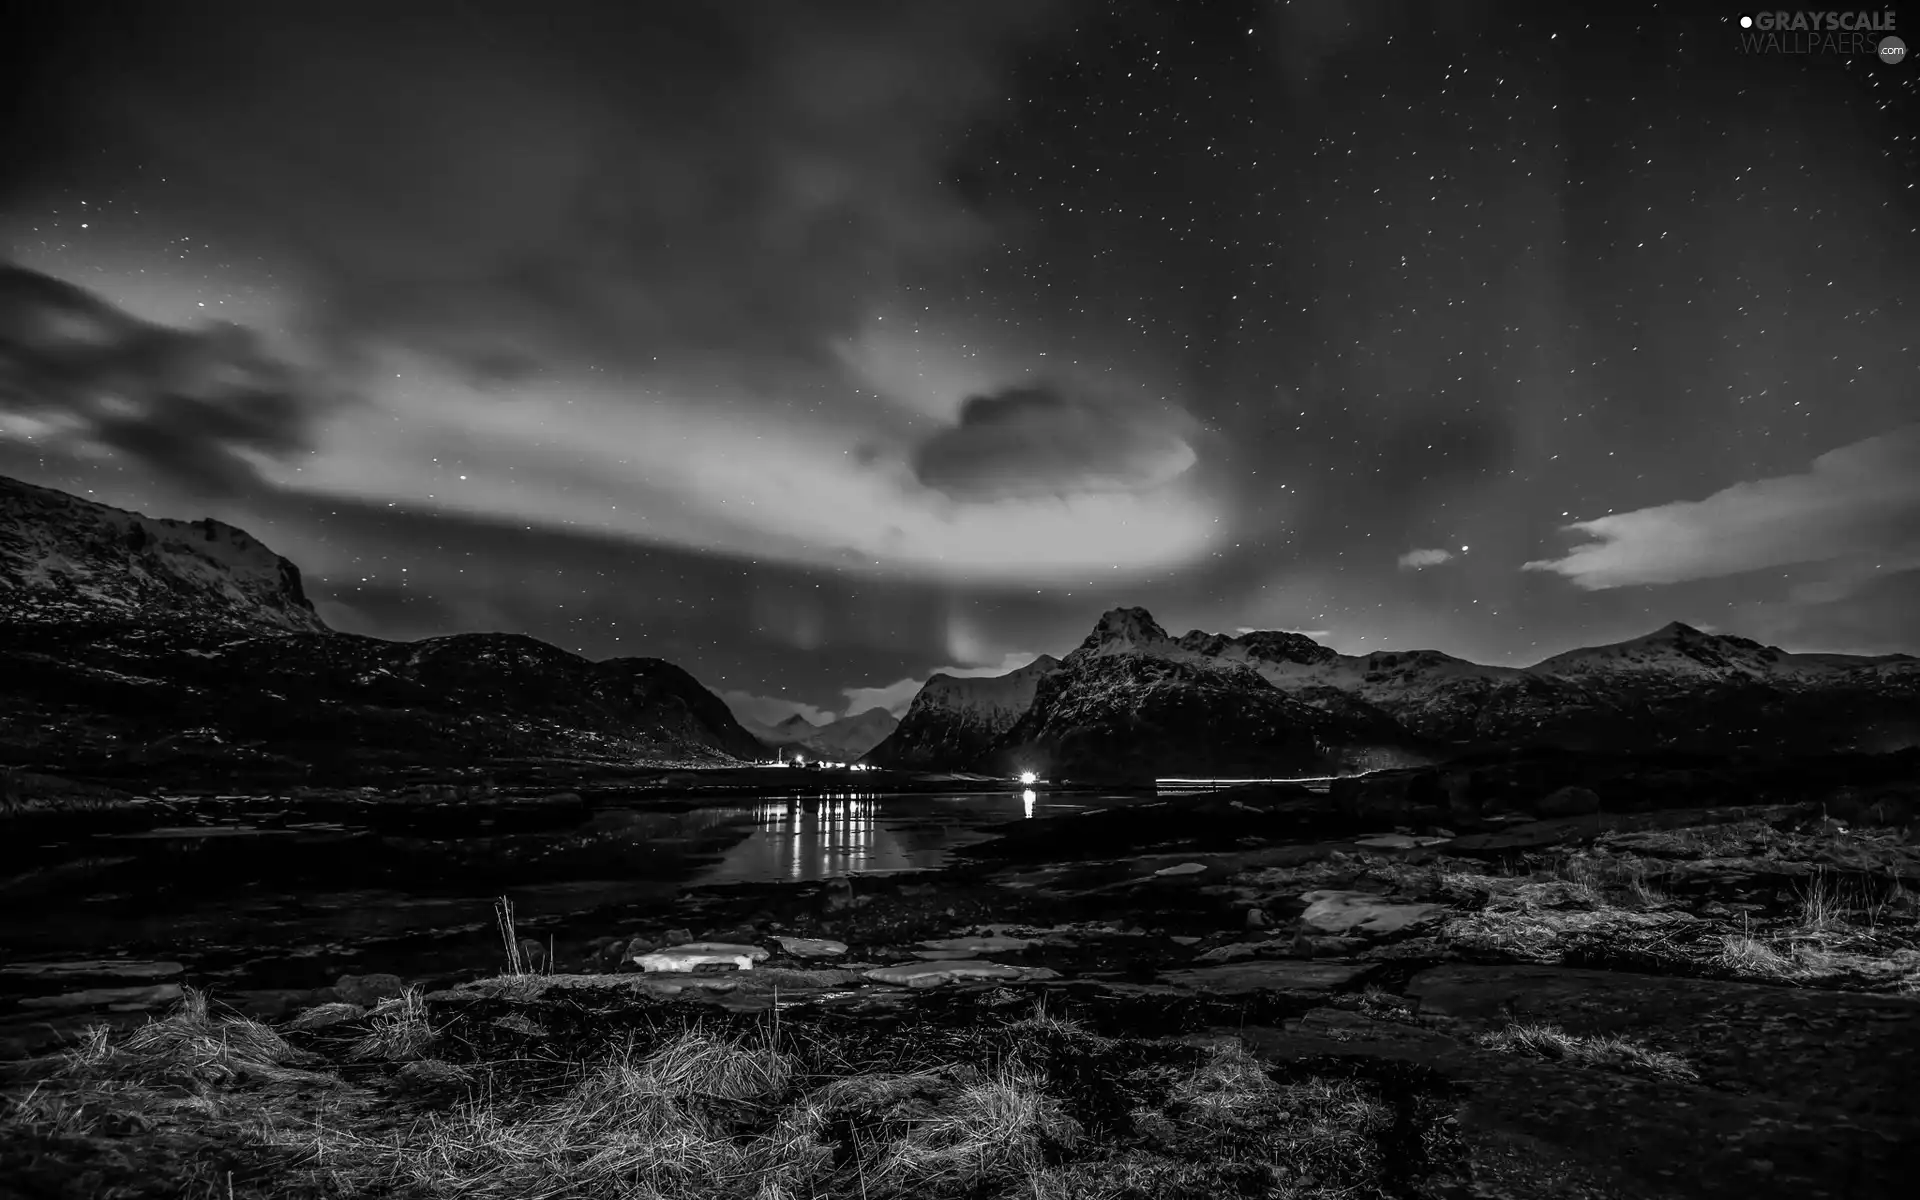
(690, 792, 1057, 884)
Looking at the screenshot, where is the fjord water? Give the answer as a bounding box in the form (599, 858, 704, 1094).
(0, 790, 1122, 995)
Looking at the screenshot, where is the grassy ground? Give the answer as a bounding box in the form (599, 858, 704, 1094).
(0, 987, 1467, 1200)
(1229, 815, 1920, 992)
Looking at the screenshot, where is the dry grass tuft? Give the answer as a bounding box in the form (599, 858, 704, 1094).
(2, 990, 1460, 1199)
(306, 1023, 1079, 1200)
(75, 987, 318, 1088)
(348, 986, 437, 1062)
(1476, 1022, 1699, 1081)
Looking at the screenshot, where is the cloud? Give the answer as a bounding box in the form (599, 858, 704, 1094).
(912, 381, 1198, 501)
(718, 690, 837, 731)
(76, 1, 1062, 387)
(1397, 548, 1456, 570)
(841, 650, 1041, 717)
(3, 269, 1227, 584)
(1237, 626, 1331, 639)
(0, 266, 333, 495)
(1524, 425, 1920, 590)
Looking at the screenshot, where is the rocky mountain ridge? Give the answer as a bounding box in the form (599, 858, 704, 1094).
(0, 475, 325, 633)
(866, 606, 1920, 773)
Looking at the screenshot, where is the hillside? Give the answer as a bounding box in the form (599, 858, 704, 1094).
(0, 475, 764, 781)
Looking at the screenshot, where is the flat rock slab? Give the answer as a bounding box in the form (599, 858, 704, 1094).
(17, 983, 183, 1011)
(1152, 862, 1210, 877)
(0, 959, 184, 981)
(633, 942, 769, 973)
(916, 935, 1038, 954)
(862, 960, 1060, 989)
(1195, 939, 1293, 962)
(1298, 890, 1445, 937)
(1159, 961, 1373, 994)
(773, 937, 847, 958)
(1352, 834, 1451, 850)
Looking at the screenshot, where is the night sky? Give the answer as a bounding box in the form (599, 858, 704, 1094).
(3, 0, 1918, 726)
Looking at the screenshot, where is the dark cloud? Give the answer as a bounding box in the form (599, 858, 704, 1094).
(31, 0, 1065, 388)
(912, 382, 1198, 501)
(0, 266, 328, 494)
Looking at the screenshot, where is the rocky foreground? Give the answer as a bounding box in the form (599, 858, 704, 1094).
(5, 794, 1918, 1199)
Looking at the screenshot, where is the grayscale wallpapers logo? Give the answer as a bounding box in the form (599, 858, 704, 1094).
(1735, 11, 1905, 59)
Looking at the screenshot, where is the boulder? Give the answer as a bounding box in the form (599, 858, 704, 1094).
(1298, 890, 1445, 938)
(333, 973, 407, 1006)
(821, 878, 855, 913)
(1535, 786, 1601, 818)
(516, 938, 547, 971)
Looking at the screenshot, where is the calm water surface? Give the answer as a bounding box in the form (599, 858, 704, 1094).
(0, 790, 1139, 992)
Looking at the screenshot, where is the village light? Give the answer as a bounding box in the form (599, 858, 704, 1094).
(1018, 771, 1037, 785)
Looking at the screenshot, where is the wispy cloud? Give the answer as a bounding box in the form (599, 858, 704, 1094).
(1397, 548, 1455, 570)
(1524, 425, 1920, 591)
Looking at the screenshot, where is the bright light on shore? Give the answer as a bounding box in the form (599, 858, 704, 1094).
(1018, 771, 1038, 785)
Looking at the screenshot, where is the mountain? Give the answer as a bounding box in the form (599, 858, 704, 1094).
(864, 655, 1061, 769)
(1507, 621, 1920, 754)
(873, 606, 1920, 775)
(1062, 611, 1919, 754)
(0, 475, 764, 781)
(1529, 621, 1916, 683)
(977, 609, 1431, 781)
(742, 708, 899, 760)
(0, 475, 325, 632)
(806, 707, 899, 759)
(745, 713, 821, 746)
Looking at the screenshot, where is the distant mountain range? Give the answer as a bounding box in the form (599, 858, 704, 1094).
(738, 707, 899, 761)
(5, 472, 1916, 786)
(865, 606, 1920, 778)
(0, 475, 764, 781)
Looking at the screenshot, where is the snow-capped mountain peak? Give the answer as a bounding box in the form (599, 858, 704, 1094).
(1075, 607, 1173, 657)
(1527, 622, 1791, 681)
